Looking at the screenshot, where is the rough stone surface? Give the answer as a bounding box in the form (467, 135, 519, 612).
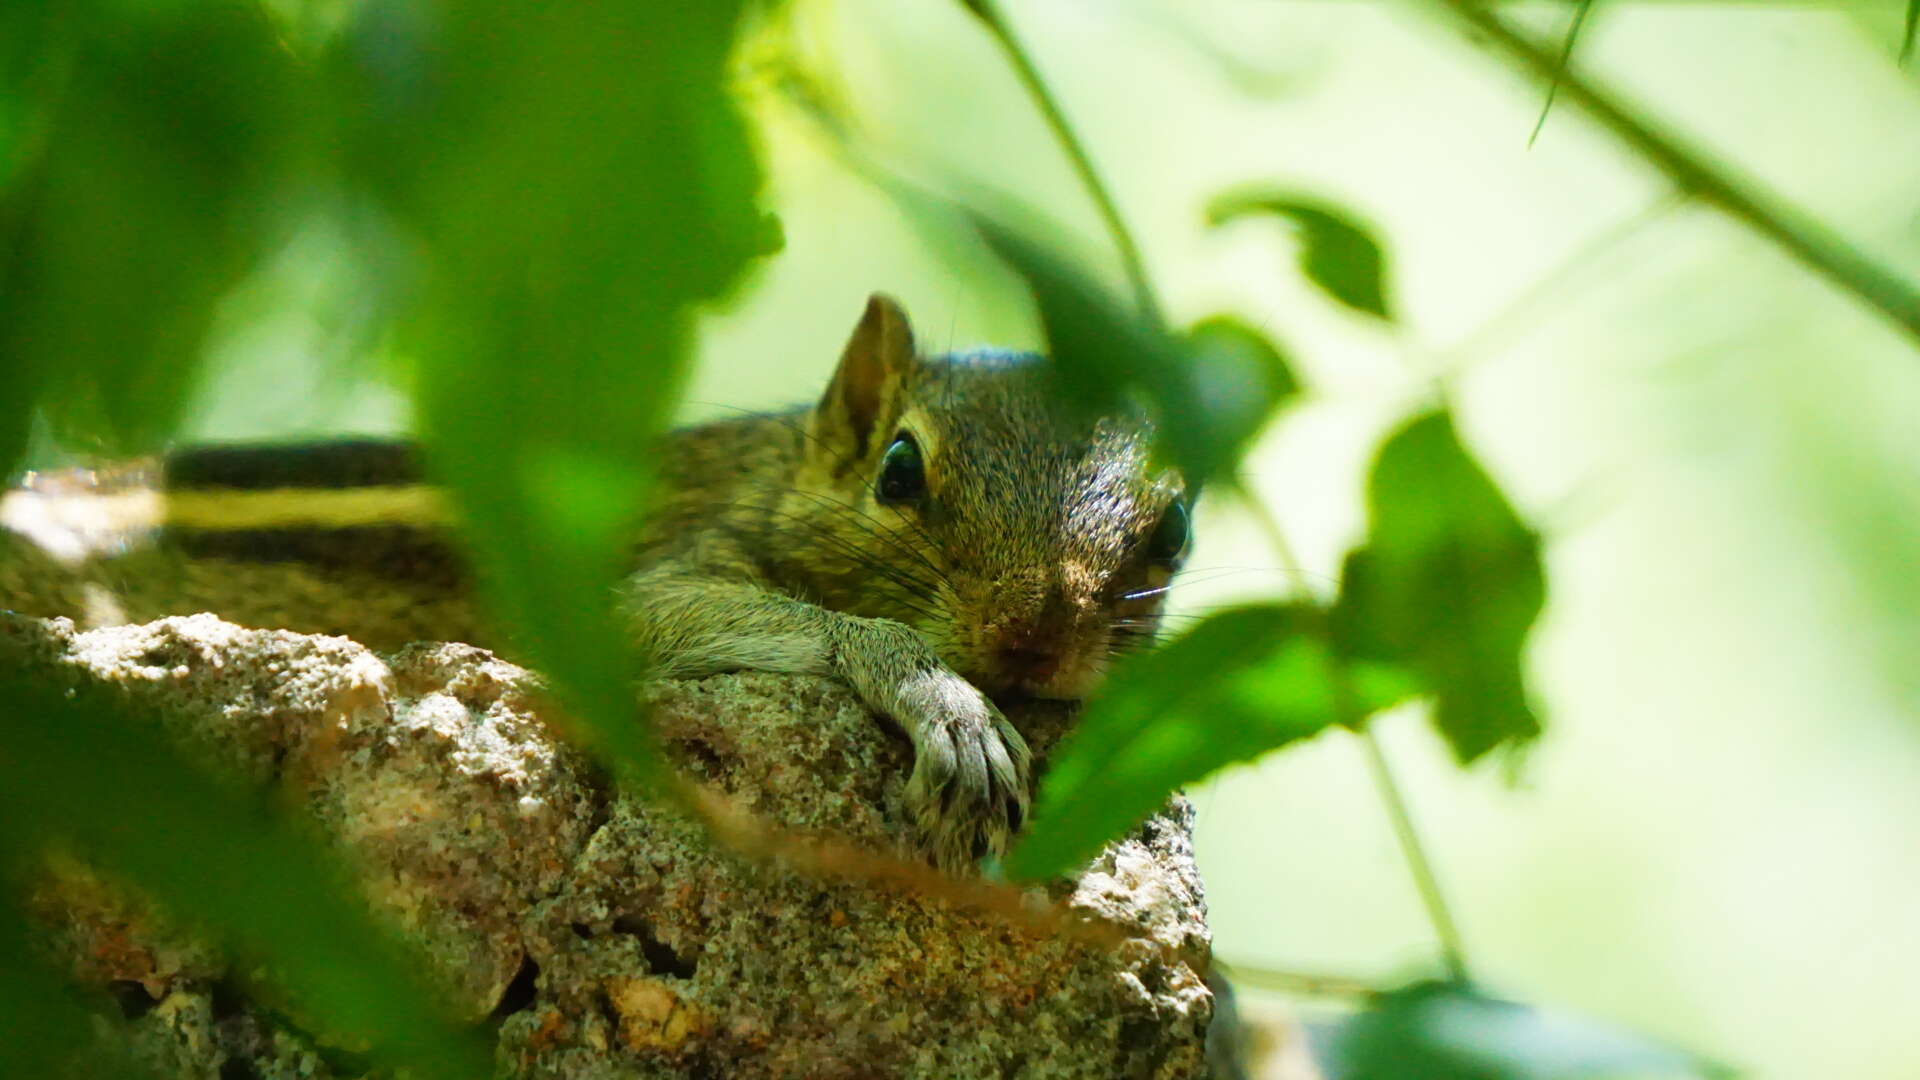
(3, 613, 1213, 1078)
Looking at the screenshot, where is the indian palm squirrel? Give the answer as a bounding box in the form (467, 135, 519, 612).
(0, 294, 1192, 871)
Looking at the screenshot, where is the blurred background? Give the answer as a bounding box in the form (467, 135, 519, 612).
(31, 1, 1920, 1076)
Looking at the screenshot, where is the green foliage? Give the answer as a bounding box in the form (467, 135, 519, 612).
(1333, 410, 1545, 763)
(1333, 980, 1731, 1080)
(1010, 606, 1334, 879)
(985, 250, 1545, 872)
(1, 0, 770, 1067)
(0, 888, 149, 1079)
(978, 221, 1298, 489)
(1208, 190, 1397, 322)
(0, 671, 491, 1077)
(0, 0, 310, 461)
(1009, 604, 1421, 880)
(987, 191, 1540, 873)
(341, 0, 775, 787)
(1006, 403, 1543, 880)
(1181, 316, 1303, 470)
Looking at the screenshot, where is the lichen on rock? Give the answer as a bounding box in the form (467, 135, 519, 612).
(3, 612, 1213, 1078)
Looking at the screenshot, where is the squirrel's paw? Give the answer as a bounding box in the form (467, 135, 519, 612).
(895, 668, 1032, 874)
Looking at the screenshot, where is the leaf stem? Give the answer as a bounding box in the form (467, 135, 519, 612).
(1525, 0, 1593, 149)
(1359, 725, 1471, 983)
(1429, 190, 1685, 380)
(1430, 0, 1920, 347)
(1236, 482, 1473, 981)
(1234, 477, 1312, 602)
(1215, 960, 1379, 1000)
(964, 0, 1166, 329)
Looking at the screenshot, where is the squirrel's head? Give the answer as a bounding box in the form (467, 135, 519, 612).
(796, 293, 1188, 701)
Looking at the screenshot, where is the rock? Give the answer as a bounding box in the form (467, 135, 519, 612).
(3, 613, 1213, 1078)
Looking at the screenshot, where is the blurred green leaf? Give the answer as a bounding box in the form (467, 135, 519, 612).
(1904, 0, 1917, 62)
(336, 0, 774, 784)
(0, 0, 309, 458)
(974, 219, 1173, 419)
(1010, 604, 1410, 881)
(1208, 190, 1396, 322)
(1332, 410, 1545, 762)
(1333, 980, 1731, 1080)
(978, 221, 1293, 487)
(0, 885, 153, 1079)
(0, 667, 492, 1079)
(1183, 315, 1302, 463)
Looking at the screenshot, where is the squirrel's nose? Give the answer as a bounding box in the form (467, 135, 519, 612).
(997, 644, 1061, 685)
(987, 585, 1080, 687)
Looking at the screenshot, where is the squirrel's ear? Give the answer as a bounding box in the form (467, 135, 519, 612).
(816, 293, 916, 464)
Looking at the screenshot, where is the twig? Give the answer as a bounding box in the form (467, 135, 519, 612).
(1216, 961, 1378, 1000)
(1233, 479, 1313, 602)
(680, 780, 1137, 951)
(1526, 0, 1594, 149)
(1428, 190, 1686, 380)
(1430, 0, 1920, 347)
(1359, 727, 1470, 983)
(963, 0, 1166, 329)
(1236, 479, 1472, 980)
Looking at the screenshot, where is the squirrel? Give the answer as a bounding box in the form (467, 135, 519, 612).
(0, 294, 1192, 871)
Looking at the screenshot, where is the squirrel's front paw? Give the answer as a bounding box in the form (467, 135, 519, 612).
(893, 668, 1032, 874)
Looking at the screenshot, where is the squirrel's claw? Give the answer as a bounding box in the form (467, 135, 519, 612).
(896, 670, 1032, 874)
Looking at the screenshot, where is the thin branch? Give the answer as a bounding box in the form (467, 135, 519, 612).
(1359, 727, 1470, 983)
(1233, 479, 1312, 602)
(680, 780, 1139, 951)
(1526, 0, 1594, 149)
(1216, 961, 1379, 1000)
(1429, 190, 1686, 380)
(1430, 0, 1920, 347)
(963, 0, 1166, 329)
(1235, 482, 1473, 981)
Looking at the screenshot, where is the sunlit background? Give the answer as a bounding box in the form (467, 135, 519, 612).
(171, 2, 1920, 1076)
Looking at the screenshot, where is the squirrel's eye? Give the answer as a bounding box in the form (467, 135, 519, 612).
(1146, 500, 1189, 564)
(876, 433, 925, 505)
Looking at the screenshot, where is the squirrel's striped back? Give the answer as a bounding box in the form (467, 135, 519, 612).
(1, 440, 482, 648)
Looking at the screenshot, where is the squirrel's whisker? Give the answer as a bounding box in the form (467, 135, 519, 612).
(779, 488, 955, 591)
(708, 502, 949, 626)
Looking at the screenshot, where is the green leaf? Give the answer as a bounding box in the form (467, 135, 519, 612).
(977, 222, 1294, 488)
(0, 666, 492, 1079)
(1332, 410, 1545, 762)
(1208, 190, 1396, 322)
(1333, 980, 1732, 1080)
(337, 0, 773, 785)
(1182, 315, 1302, 462)
(1009, 604, 1402, 881)
(0, 886, 155, 1079)
(1905, 0, 1918, 63)
(1, 0, 309, 456)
